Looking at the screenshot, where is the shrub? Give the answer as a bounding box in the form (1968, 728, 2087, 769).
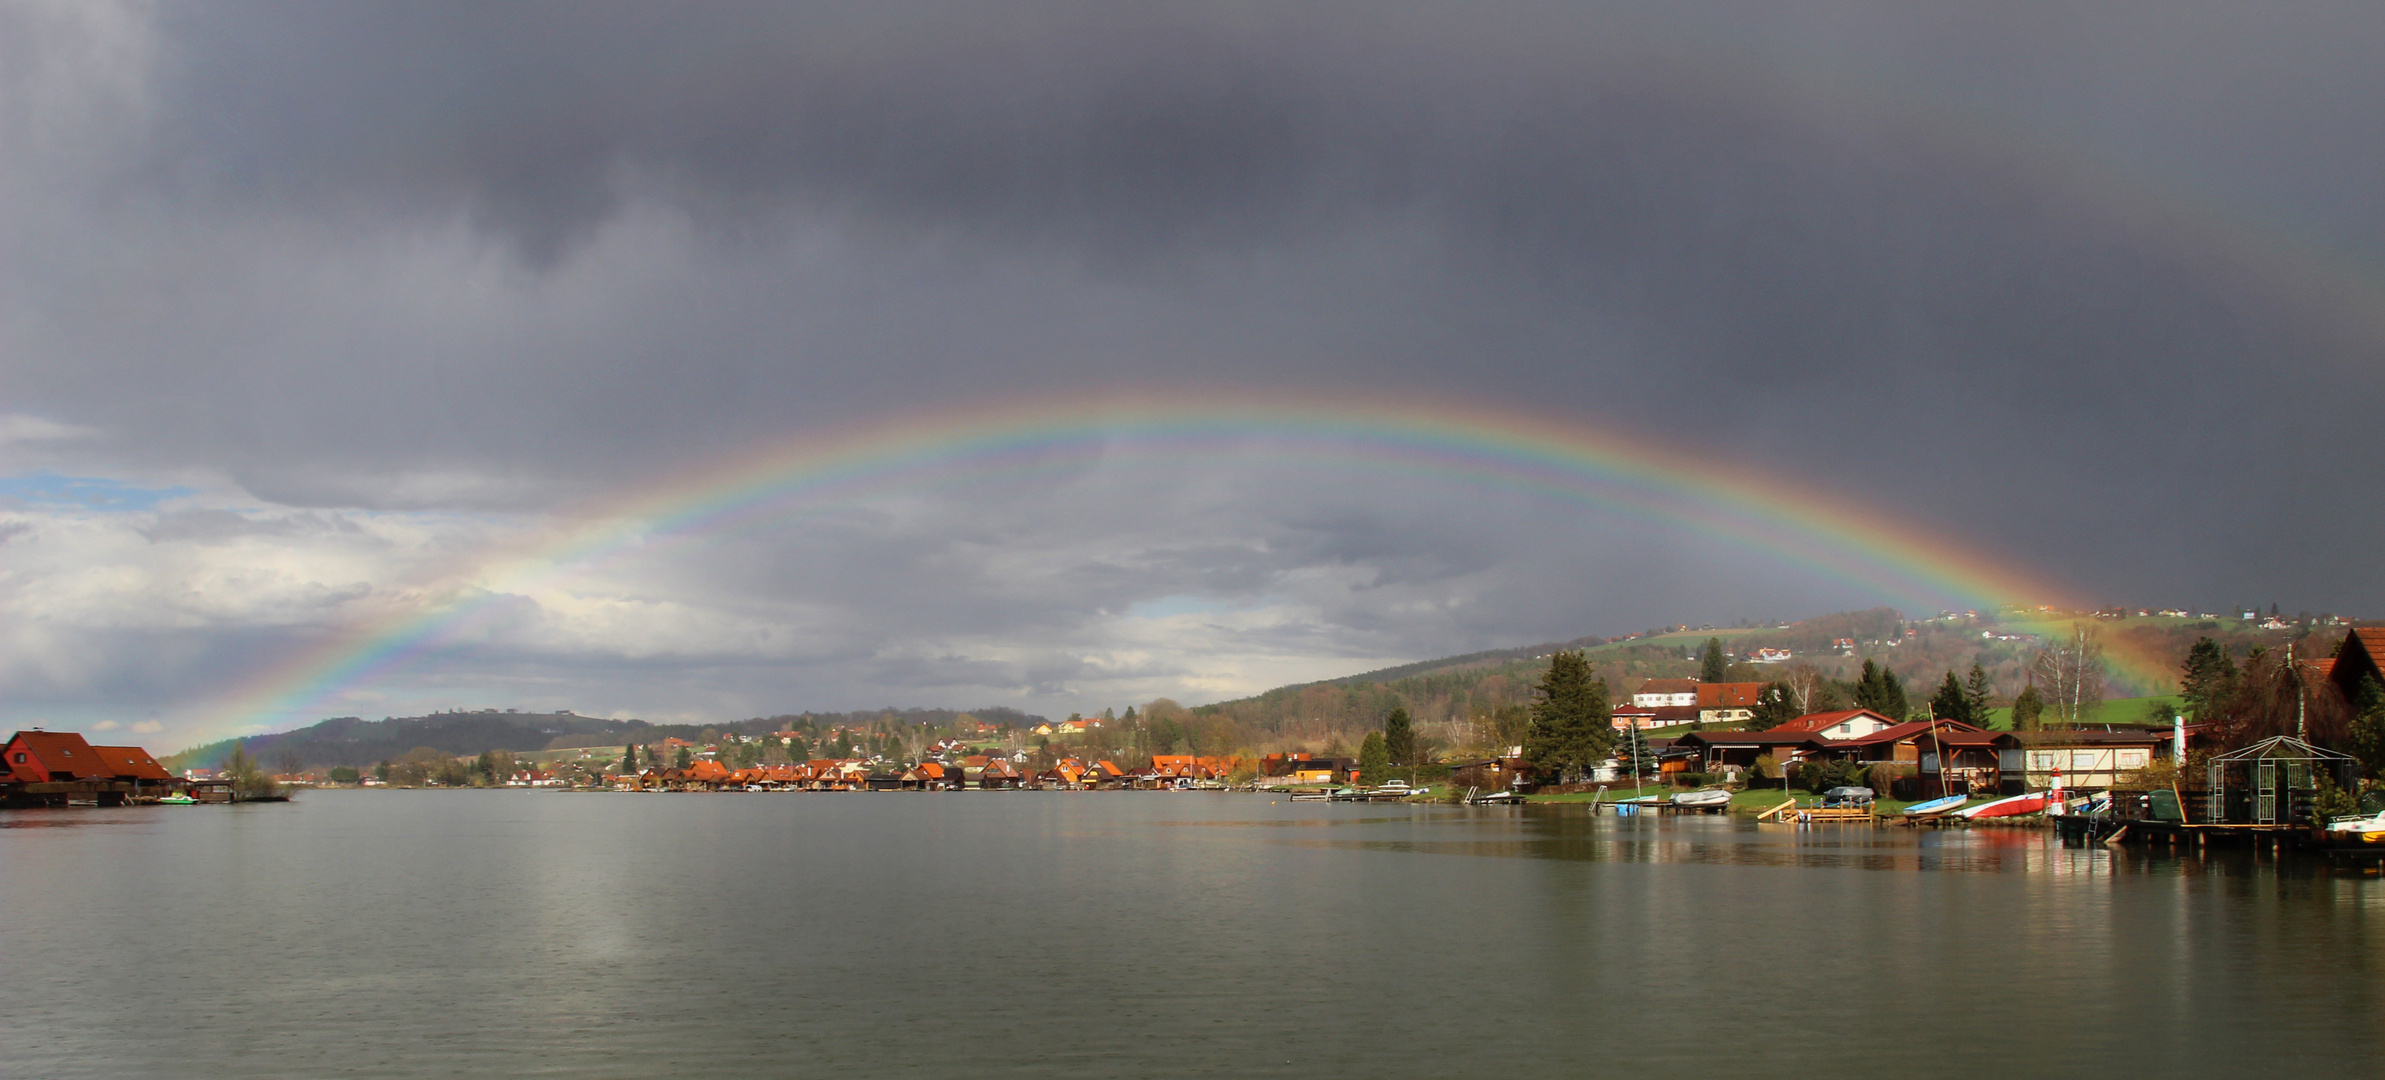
(1799, 758, 1871, 794)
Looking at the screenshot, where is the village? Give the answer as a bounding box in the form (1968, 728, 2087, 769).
(13, 623, 2385, 864)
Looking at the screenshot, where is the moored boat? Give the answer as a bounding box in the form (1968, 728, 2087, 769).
(1900, 794, 1967, 817)
(1671, 788, 1732, 808)
(1959, 791, 2053, 819)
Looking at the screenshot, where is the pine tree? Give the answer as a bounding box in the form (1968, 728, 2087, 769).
(2179, 637, 2236, 722)
(1880, 665, 1909, 721)
(622, 742, 637, 775)
(1699, 637, 1728, 683)
(1748, 682, 1800, 729)
(1615, 722, 1653, 781)
(1963, 662, 1993, 724)
(1523, 650, 1614, 784)
(1929, 671, 1970, 725)
(1853, 659, 1909, 720)
(1357, 731, 1389, 784)
(1383, 707, 1416, 774)
(2347, 676, 2385, 781)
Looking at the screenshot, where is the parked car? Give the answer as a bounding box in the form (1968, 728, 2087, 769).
(1821, 786, 1875, 809)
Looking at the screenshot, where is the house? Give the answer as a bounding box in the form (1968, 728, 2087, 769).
(1449, 756, 1532, 790)
(3, 729, 115, 782)
(979, 759, 1022, 789)
(1695, 683, 1769, 726)
(88, 744, 175, 785)
(2328, 626, 2385, 703)
(1775, 709, 1901, 741)
(1750, 648, 1792, 664)
(2011, 729, 2169, 789)
(1608, 705, 1659, 731)
(1669, 729, 1832, 774)
(1632, 679, 1700, 709)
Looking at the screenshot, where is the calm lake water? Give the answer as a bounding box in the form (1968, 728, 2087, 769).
(4, 790, 2381, 1078)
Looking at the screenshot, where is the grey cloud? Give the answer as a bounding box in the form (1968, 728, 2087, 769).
(7, 2, 2385, 737)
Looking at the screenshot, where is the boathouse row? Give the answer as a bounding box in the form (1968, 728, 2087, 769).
(2, 729, 177, 807)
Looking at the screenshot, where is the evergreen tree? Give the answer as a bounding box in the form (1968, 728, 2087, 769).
(1880, 665, 1909, 721)
(2179, 637, 2237, 722)
(1928, 670, 1970, 725)
(1615, 722, 1653, 781)
(675, 745, 693, 769)
(2011, 684, 2045, 731)
(622, 742, 637, 775)
(1699, 637, 1728, 683)
(1962, 662, 1993, 724)
(1748, 682, 1801, 729)
(1853, 659, 1910, 720)
(2347, 676, 2385, 782)
(1523, 650, 1613, 784)
(1357, 731, 1389, 784)
(1383, 707, 1416, 773)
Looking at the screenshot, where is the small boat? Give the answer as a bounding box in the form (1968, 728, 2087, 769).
(157, 793, 198, 805)
(1288, 790, 1332, 802)
(1372, 780, 1425, 798)
(1468, 788, 1526, 805)
(1671, 789, 1732, 809)
(1900, 794, 1967, 817)
(1958, 791, 2054, 819)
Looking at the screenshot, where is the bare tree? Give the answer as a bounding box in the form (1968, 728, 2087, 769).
(2028, 623, 2106, 728)
(1782, 663, 1830, 716)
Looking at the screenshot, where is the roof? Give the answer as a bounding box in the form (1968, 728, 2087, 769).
(1925, 730, 2019, 748)
(2331, 627, 2385, 695)
(1696, 682, 1767, 708)
(1831, 719, 1985, 747)
(5, 730, 106, 780)
(1776, 709, 1900, 733)
(1635, 678, 1699, 695)
(2009, 729, 2171, 747)
(1672, 729, 1828, 749)
(89, 745, 174, 782)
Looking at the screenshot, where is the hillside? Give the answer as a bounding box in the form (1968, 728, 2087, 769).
(164, 705, 1048, 771)
(1187, 607, 2348, 753)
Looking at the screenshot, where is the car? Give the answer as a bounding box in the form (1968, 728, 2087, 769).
(1821, 786, 1875, 808)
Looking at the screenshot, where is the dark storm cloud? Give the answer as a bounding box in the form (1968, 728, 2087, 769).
(8, 2, 2385, 735)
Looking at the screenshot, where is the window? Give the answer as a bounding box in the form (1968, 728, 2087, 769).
(2117, 749, 2149, 769)
(11, 752, 22, 764)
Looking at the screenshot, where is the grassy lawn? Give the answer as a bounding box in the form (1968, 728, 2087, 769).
(1978, 694, 2180, 730)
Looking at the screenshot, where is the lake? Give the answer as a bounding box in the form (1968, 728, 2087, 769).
(3, 790, 2380, 1077)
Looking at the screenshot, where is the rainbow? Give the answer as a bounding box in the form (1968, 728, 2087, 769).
(186, 391, 2172, 745)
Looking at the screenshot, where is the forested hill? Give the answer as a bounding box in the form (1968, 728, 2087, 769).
(162, 706, 1047, 771)
(1184, 607, 2299, 747)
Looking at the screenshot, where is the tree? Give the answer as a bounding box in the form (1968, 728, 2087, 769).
(2179, 637, 2237, 722)
(222, 745, 281, 801)
(1963, 662, 1993, 722)
(1383, 707, 1416, 774)
(623, 743, 638, 775)
(327, 766, 360, 785)
(1928, 671, 1971, 726)
(1523, 650, 1613, 784)
(1853, 659, 1909, 721)
(1748, 682, 1800, 730)
(1614, 722, 1653, 782)
(2011, 684, 2045, 732)
(1357, 731, 1389, 784)
(674, 745, 693, 769)
(2348, 676, 2385, 782)
(1699, 638, 1728, 683)
(2030, 623, 2106, 728)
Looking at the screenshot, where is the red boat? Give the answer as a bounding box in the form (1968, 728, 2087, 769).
(1959, 791, 2054, 819)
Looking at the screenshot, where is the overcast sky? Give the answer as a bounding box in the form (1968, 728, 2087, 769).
(5, 2, 2383, 745)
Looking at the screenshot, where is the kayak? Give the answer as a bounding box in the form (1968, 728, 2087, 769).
(1959, 792, 2054, 819)
(1901, 794, 1967, 817)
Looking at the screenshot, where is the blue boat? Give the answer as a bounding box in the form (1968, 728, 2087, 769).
(1901, 794, 1967, 817)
